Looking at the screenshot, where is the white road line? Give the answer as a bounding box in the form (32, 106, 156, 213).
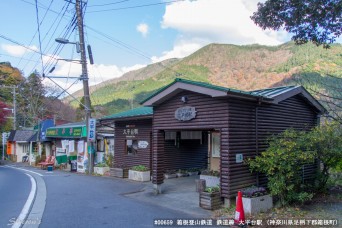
(5, 165, 44, 177)
(12, 173, 37, 228)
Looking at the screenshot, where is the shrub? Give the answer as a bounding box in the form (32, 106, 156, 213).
(247, 129, 315, 207)
(241, 186, 267, 198)
(305, 121, 342, 191)
(131, 165, 149, 172)
(95, 163, 108, 167)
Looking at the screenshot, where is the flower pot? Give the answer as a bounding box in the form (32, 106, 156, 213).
(128, 170, 151, 182)
(238, 195, 273, 215)
(94, 166, 110, 175)
(176, 172, 189, 178)
(164, 173, 177, 179)
(110, 168, 129, 178)
(188, 171, 199, 176)
(200, 175, 220, 187)
(199, 191, 222, 210)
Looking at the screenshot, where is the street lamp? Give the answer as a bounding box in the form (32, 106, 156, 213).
(2, 107, 16, 130)
(55, 38, 80, 53)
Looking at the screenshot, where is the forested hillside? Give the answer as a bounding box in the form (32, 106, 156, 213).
(66, 42, 341, 117)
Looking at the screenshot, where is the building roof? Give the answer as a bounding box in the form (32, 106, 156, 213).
(101, 107, 153, 121)
(8, 130, 36, 142)
(50, 122, 85, 128)
(141, 78, 326, 114)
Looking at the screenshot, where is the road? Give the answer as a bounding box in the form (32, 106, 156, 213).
(0, 164, 202, 228)
(0, 167, 31, 227)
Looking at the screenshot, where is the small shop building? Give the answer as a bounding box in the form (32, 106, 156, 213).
(99, 107, 153, 170)
(45, 122, 88, 172)
(140, 78, 326, 205)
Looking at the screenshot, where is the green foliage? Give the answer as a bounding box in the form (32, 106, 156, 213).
(105, 153, 114, 168)
(251, 0, 341, 48)
(305, 121, 342, 190)
(131, 165, 149, 172)
(204, 186, 220, 193)
(247, 122, 342, 206)
(247, 129, 315, 207)
(95, 163, 108, 167)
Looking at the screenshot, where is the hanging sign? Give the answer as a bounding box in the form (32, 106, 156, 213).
(88, 118, 96, 142)
(175, 106, 197, 121)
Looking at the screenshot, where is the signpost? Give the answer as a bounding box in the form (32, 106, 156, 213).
(2, 132, 9, 161)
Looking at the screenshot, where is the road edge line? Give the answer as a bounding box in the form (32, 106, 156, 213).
(11, 173, 37, 228)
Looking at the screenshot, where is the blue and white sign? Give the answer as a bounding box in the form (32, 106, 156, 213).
(87, 118, 96, 142)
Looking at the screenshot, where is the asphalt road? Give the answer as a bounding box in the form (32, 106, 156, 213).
(0, 166, 31, 227)
(0, 165, 201, 228)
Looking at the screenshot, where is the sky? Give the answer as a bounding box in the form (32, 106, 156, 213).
(0, 0, 337, 95)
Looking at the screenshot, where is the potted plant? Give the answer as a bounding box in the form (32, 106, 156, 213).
(199, 186, 222, 210)
(239, 186, 273, 215)
(176, 169, 189, 178)
(187, 168, 200, 176)
(164, 170, 177, 179)
(128, 165, 150, 182)
(94, 163, 110, 175)
(200, 169, 220, 187)
(111, 163, 129, 178)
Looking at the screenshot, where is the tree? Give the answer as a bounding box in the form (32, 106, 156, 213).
(0, 100, 9, 128)
(17, 71, 46, 127)
(251, 0, 342, 48)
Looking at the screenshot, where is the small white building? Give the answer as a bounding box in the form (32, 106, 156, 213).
(7, 130, 36, 162)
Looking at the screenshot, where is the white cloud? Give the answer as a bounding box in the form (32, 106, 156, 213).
(154, 0, 290, 61)
(46, 57, 145, 94)
(151, 39, 203, 63)
(1, 44, 38, 57)
(136, 23, 149, 37)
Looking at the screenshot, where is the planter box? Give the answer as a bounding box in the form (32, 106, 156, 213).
(110, 168, 129, 178)
(238, 195, 273, 215)
(129, 170, 151, 182)
(200, 175, 220, 187)
(199, 191, 222, 210)
(94, 167, 110, 175)
(164, 173, 177, 179)
(188, 171, 199, 176)
(176, 172, 189, 178)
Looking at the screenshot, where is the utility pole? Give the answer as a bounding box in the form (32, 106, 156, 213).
(75, 0, 93, 174)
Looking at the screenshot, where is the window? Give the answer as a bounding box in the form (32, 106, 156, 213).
(211, 132, 220, 158)
(126, 139, 138, 155)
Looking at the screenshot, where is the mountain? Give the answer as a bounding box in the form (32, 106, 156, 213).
(66, 42, 342, 115)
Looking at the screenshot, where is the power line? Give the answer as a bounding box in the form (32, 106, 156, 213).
(87, 0, 185, 13)
(0, 34, 57, 59)
(35, 0, 45, 74)
(86, 25, 183, 77)
(88, 0, 131, 7)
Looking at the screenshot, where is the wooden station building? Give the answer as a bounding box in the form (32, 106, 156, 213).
(103, 78, 326, 205)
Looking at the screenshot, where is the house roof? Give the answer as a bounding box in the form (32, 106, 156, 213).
(8, 130, 36, 142)
(141, 78, 326, 114)
(100, 107, 153, 121)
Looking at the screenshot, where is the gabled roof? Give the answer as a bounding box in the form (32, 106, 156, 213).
(101, 107, 153, 121)
(8, 130, 36, 142)
(141, 78, 326, 114)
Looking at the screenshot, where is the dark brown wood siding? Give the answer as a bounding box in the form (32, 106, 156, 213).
(114, 119, 152, 170)
(152, 91, 229, 190)
(227, 94, 319, 198)
(153, 91, 229, 130)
